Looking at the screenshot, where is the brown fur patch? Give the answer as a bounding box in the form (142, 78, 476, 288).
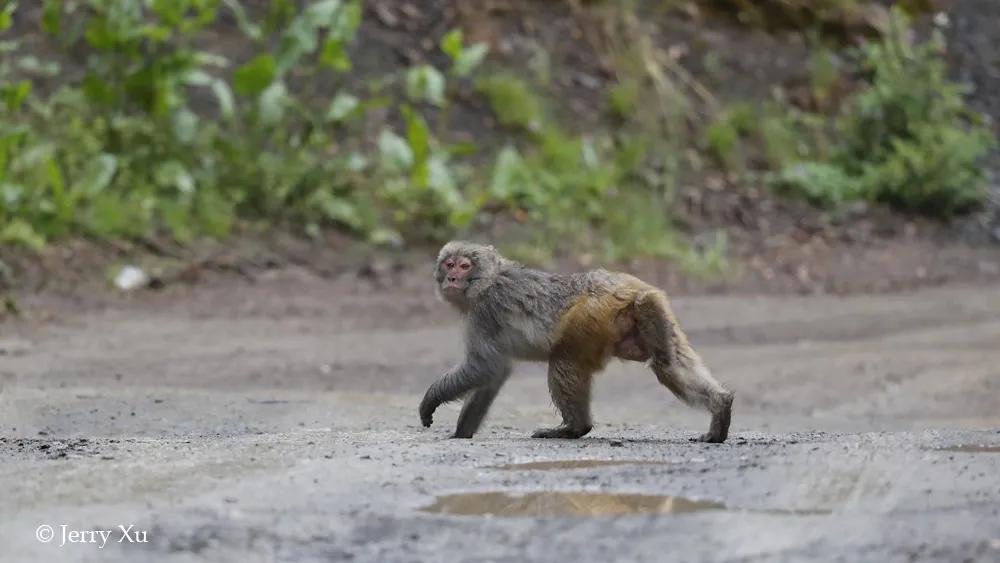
(551, 276, 656, 371)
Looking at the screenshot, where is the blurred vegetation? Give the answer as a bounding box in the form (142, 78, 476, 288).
(0, 0, 992, 269)
(758, 10, 993, 216)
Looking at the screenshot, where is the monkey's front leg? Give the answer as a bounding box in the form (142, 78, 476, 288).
(419, 351, 510, 434)
(452, 382, 506, 439)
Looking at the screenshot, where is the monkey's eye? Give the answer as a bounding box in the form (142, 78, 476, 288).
(459, 262, 471, 271)
(444, 260, 455, 269)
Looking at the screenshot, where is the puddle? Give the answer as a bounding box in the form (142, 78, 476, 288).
(938, 444, 1000, 453)
(492, 460, 671, 470)
(420, 492, 724, 517)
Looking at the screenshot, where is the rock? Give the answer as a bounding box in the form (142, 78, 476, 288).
(113, 266, 150, 292)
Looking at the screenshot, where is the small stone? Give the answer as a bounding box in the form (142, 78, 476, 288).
(112, 266, 149, 291)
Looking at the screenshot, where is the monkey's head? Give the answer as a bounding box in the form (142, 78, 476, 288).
(434, 241, 503, 310)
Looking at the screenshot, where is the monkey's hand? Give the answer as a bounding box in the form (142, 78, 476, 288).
(419, 389, 438, 427)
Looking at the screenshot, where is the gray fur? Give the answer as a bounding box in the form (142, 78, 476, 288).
(420, 241, 734, 442)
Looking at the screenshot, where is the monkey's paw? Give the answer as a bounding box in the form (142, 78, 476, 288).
(531, 425, 591, 439)
(419, 402, 436, 428)
(690, 432, 726, 444)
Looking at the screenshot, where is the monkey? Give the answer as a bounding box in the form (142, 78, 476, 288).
(419, 241, 734, 443)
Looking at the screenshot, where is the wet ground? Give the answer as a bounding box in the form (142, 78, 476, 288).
(1, 274, 1000, 562)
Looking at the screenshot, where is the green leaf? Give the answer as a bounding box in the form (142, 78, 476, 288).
(403, 106, 430, 159)
(0, 183, 23, 208)
(194, 51, 230, 68)
(2, 80, 31, 112)
(41, 0, 60, 35)
(0, 2, 15, 33)
(276, 18, 318, 74)
(84, 194, 146, 237)
(330, 0, 362, 41)
(369, 228, 403, 247)
(325, 92, 359, 122)
(161, 200, 194, 243)
(405, 65, 446, 107)
(17, 56, 60, 77)
(172, 108, 199, 145)
(82, 73, 115, 107)
(441, 29, 463, 60)
(0, 220, 45, 250)
(73, 154, 118, 197)
(155, 160, 195, 194)
(221, 0, 262, 40)
(490, 146, 528, 199)
(377, 130, 413, 173)
(346, 152, 367, 171)
(304, 0, 343, 27)
(45, 157, 68, 221)
(453, 43, 488, 78)
(258, 81, 289, 126)
(320, 37, 351, 71)
(313, 190, 362, 230)
(427, 156, 461, 209)
(183, 69, 213, 87)
(150, 0, 184, 26)
(211, 79, 235, 120)
(233, 54, 276, 95)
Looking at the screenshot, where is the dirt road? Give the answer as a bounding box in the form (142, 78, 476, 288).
(2, 275, 999, 562)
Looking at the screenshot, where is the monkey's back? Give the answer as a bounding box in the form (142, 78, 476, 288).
(472, 265, 664, 364)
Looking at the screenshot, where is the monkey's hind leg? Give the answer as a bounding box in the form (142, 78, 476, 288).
(635, 292, 734, 443)
(532, 358, 594, 439)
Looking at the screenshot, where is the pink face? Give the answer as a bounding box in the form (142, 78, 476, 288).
(441, 255, 473, 292)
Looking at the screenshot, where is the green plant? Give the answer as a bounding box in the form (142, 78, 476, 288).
(0, 0, 721, 276)
(374, 107, 472, 242)
(703, 103, 755, 170)
(834, 10, 994, 215)
(607, 78, 640, 119)
(441, 29, 488, 79)
(771, 161, 859, 206)
(476, 74, 545, 132)
(768, 9, 993, 216)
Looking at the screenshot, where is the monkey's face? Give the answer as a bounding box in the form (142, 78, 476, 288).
(436, 254, 475, 304)
(434, 241, 501, 309)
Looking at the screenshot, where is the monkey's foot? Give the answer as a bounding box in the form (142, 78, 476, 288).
(691, 392, 733, 443)
(531, 425, 592, 439)
(449, 432, 473, 439)
(690, 432, 726, 444)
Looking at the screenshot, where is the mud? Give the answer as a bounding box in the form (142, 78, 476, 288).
(421, 492, 725, 517)
(1, 274, 1000, 562)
